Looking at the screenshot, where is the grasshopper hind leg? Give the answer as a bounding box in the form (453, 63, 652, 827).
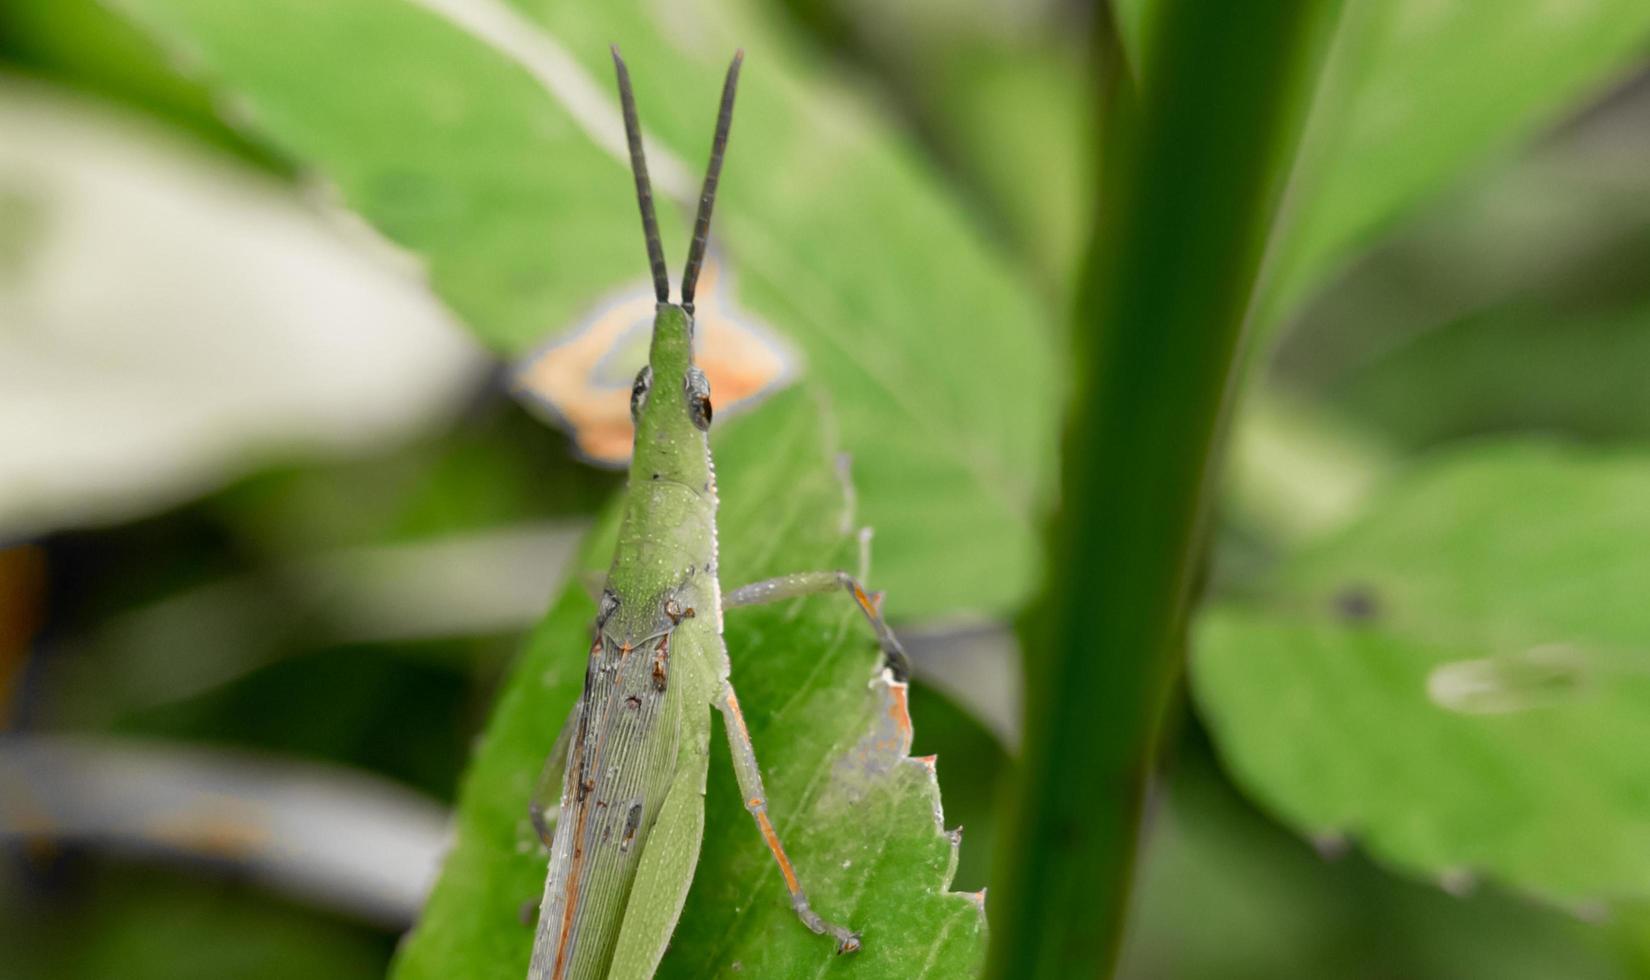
(716, 682, 861, 954)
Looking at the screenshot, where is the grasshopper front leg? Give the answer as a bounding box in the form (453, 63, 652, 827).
(724, 570, 911, 680)
(716, 682, 862, 954)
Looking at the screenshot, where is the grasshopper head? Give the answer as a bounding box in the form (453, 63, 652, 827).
(628, 302, 713, 487)
(610, 46, 741, 489)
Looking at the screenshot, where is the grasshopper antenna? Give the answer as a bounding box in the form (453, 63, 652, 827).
(681, 50, 743, 314)
(612, 46, 670, 304)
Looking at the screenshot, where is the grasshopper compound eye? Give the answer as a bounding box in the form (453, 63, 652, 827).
(685, 366, 712, 431)
(630, 365, 652, 422)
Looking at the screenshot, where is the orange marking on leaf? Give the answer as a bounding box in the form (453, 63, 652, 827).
(887, 680, 913, 745)
(511, 256, 797, 466)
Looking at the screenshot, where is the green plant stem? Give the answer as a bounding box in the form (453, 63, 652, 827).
(984, 2, 1343, 977)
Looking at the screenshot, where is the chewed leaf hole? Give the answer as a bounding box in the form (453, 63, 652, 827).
(1426, 644, 1593, 715)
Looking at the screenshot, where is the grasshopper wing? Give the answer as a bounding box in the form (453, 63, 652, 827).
(604, 714, 711, 979)
(529, 620, 719, 979)
(529, 701, 582, 846)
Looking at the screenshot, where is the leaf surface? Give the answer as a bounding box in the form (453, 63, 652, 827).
(1264, 0, 1650, 327)
(0, 76, 481, 538)
(1194, 443, 1650, 904)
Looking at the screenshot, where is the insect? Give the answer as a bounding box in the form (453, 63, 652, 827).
(526, 47, 912, 979)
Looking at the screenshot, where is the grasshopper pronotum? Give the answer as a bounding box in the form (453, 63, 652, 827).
(526, 47, 911, 979)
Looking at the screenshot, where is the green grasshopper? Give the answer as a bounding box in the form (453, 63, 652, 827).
(526, 48, 912, 979)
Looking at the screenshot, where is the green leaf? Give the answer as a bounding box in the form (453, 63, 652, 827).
(111, 0, 1058, 619)
(0, 0, 266, 163)
(1266, 0, 1650, 326)
(1327, 302, 1650, 451)
(773, 0, 1094, 287)
(0, 76, 482, 539)
(1193, 442, 1650, 905)
(1616, 903, 1650, 975)
(393, 388, 982, 978)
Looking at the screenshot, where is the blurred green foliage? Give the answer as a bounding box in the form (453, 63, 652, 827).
(6, 0, 1650, 976)
(0, 0, 275, 165)
(1124, 731, 1639, 980)
(1, 860, 393, 980)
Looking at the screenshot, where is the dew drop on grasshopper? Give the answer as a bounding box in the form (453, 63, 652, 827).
(525, 47, 912, 980)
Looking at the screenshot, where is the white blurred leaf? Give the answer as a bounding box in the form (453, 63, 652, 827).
(0, 76, 489, 537)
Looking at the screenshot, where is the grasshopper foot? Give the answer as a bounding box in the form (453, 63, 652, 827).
(797, 898, 860, 955)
